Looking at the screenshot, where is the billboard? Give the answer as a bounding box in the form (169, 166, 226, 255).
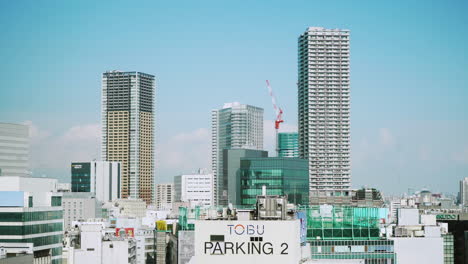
(193, 220, 301, 264)
(115, 228, 135, 237)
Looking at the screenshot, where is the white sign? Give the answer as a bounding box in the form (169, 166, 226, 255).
(192, 220, 301, 264)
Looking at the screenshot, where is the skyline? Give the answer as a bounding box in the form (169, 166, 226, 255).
(0, 0, 467, 194)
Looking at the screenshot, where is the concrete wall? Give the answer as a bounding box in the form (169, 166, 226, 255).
(393, 237, 443, 264)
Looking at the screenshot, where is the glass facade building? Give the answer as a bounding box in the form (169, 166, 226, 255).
(300, 205, 395, 263)
(71, 162, 91, 192)
(443, 234, 454, 264)
(277, 132, 299, 158)
(0, 200, 63, 264)
(212, 103, 264, 206)
(239, 157, 308, 206)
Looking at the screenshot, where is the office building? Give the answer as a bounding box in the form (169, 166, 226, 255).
(239, 157, 308, 206)
(71, 161, 121, 202)
(277, 132, 299, 158)
(0, 176, 63, 264)
(212, 102, 263, 205)
(102, 71, 155, 204)
(155, 183, 173, 210)
(62, 192, 101, 230)
(0, 123, 29, 177)
(298, 27, 351, 204)
(223, 149, 268, 206)
(174, 171, 214, 207)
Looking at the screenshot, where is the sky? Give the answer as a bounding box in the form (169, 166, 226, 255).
(0, 0, 467, 195)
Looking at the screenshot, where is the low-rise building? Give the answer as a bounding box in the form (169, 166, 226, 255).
(67, 223, 136, 264)
(62, 192, 101, 230)
(174, 170, 214, 207)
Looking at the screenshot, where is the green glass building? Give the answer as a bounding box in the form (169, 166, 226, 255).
(0, 177, 64, 264)
(71, 162, 92, 192)
(277, 132, 299, 158)
(300, 205, 396, 263)
(239, 157, 308, 206)
(0, 190, 63, 263)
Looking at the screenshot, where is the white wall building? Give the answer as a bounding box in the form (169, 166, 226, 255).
(114, 198, 147, 218)
(155, 183, 173, 210)
(67, 223, 136, 264)
(174, 172, 214, 207)
(298, 27, 351, 204)
(389, 208, 445, 264)
(212, 103, 263, 205)
(63, 192, 101, 230)
(0, 123, 29, 177)
(71, 161, 121, 202)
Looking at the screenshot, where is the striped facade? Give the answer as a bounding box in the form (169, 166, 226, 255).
(102, 71, 155, 204)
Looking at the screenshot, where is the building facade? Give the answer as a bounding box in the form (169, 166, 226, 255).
(239, 157, 308, 206)
(277, 132, 299, 158)
(174, 172, 214, 207)
(224, 149, 268, 206)
(62, 192, 101, 230)
(298, 27, 351, 204)
(0, 177, 63, 264)
(0, 123, 29, 177)
(155, 183, 173, 210)
(212, 102, 263, 206)
(71, 161, 121, 202)
(102, 71, 155, 204)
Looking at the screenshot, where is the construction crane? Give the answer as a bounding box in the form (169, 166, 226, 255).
(266, 80, 283, 156)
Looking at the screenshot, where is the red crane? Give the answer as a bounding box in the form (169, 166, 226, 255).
(266, 80, 284, 156)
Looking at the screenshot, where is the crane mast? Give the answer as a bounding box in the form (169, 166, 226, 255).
(266, 80, 284, 156)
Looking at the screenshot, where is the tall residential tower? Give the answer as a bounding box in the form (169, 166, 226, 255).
(211, 102, 263, 205)
(102, 71, 155, 204)
(298, 27, 351, 204)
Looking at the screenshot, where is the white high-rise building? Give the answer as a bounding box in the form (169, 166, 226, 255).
(174, 171, 214, 207)
(298, 27, 351, 204)
(0, 123, 29, 177)
(211, 102, 263, 205)
(460, 177, 468, 210)
(155, 183, 173, 210)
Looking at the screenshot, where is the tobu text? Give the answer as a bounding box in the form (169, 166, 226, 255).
(227, 224, 265, 235)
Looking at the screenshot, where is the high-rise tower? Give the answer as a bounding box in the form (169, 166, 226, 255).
(298, 27, 351, 204)
(102, 71, 155, 204)
(211, 102, 263, 206)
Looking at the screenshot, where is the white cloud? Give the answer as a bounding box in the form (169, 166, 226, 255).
(157, 128, 211, 181)
(27, 121, 100, 170)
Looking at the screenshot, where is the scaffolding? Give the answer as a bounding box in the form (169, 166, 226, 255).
(299, 205, 387, 240)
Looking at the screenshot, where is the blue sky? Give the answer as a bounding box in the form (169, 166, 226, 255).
(0, 0, 467, 194)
